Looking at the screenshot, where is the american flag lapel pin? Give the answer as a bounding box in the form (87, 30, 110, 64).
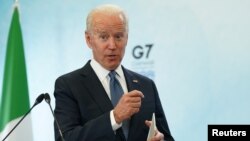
(133, 79, 138, 83)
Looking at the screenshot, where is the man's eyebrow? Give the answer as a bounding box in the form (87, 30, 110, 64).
(115, 32, 125, 34)
(93, 31, 107, 36)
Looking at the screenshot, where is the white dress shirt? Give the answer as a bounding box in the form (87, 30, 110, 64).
(90, 59, 128, 131)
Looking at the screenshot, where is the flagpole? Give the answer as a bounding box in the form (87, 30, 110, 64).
(14, 0, 19, 8)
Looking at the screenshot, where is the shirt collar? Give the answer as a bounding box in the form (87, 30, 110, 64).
(90, 59, 124, 81)
(114, 64, 123, 78)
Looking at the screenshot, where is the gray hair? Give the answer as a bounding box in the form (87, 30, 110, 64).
(86, 4, 129, 32)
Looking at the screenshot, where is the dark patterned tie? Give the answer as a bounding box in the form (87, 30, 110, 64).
(109, 71, 129, 140)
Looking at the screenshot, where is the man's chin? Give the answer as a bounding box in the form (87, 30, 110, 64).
(106, 62, 120, 70)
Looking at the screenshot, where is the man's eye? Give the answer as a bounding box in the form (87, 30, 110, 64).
(99, 35, 108, 40)
(116, 35, 121, 39)
(115, 34, 124, 40)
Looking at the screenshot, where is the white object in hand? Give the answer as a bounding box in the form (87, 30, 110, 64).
(147, 113, 157, 141)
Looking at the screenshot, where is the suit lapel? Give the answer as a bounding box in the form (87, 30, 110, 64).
(80, 61, 113, 113)
(122, 67, 140, 92)
(122, 67, 142, 141)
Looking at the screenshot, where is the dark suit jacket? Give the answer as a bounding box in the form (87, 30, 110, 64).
(54, 61, 174, 141)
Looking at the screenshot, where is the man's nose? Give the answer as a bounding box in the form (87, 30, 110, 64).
(108, 37, 116, 49)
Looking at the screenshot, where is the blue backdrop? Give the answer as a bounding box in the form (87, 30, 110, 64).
(1, 0, 250, 140)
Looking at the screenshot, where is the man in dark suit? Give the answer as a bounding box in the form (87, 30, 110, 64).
(54, 4, 174, 141)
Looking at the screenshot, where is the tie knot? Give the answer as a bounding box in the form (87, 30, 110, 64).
(109, 71, 117, 79)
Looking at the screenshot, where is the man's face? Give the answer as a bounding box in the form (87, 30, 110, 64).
(85, 13, 128, 70)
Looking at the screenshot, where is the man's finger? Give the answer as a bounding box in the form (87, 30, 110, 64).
(145, 120, 152, 127)
(126, 90, 144, 98)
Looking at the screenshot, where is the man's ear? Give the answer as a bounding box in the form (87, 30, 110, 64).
(85, 31, 92, 49)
